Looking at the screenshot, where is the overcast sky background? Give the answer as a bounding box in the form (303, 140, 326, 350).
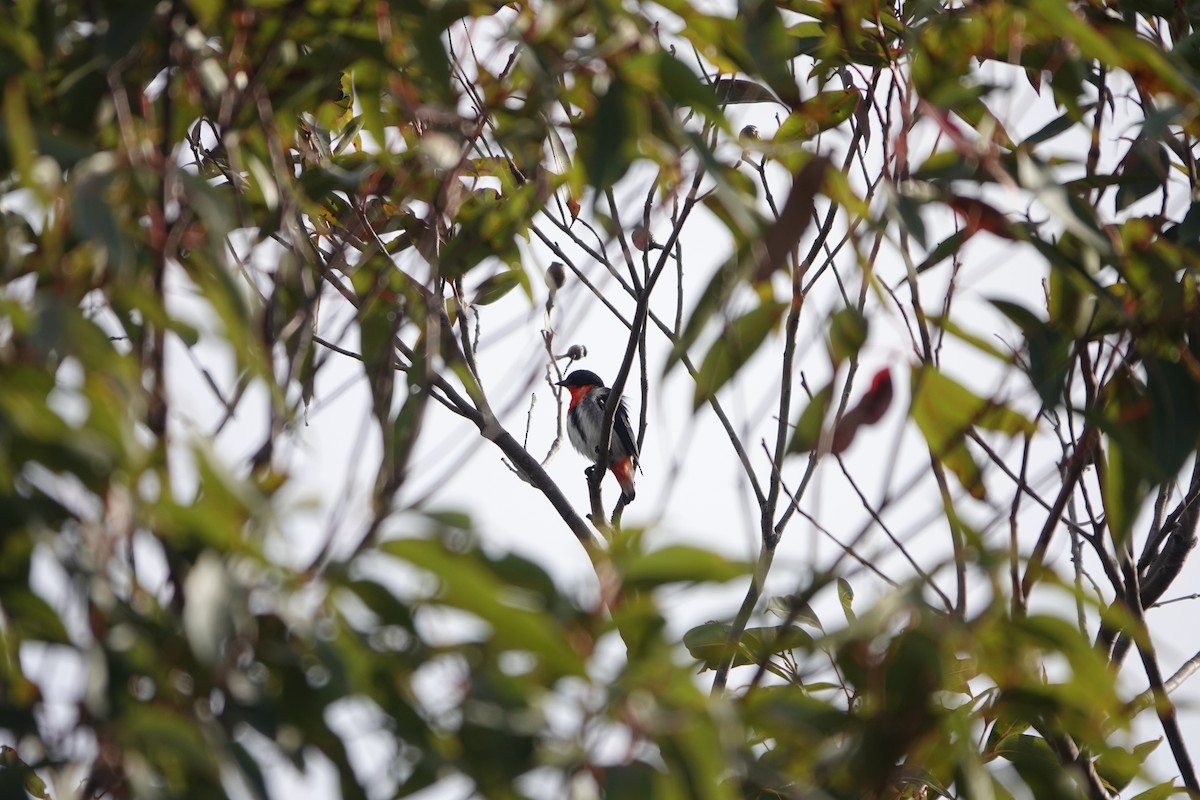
(149, 43, 1200, 795)
(12, 9, 1197, 797)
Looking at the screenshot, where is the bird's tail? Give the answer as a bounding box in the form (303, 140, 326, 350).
(611, 457, 636, 502)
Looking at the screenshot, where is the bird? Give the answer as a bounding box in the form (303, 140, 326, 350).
(556, 370, 640, 502)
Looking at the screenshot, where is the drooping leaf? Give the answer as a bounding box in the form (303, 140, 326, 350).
(910, 364, 1036, 499)
(991, 299, 1071, 407)
(787, 382, 834, 454)
(1114, 135, 1170, 212)
(837, 577, 855, 622)
(829, 307, 868, 363)
(472, 269, 529, 306)
(0, 588, 70, 644)
(712, 78, 783, 105)
(693, 300, 787, 408)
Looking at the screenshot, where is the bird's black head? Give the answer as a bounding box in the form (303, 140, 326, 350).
(556, 369, 605, 388)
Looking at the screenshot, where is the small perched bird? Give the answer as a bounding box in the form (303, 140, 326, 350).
(556, 370, 640, 502)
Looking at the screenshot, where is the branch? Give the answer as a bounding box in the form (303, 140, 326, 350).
(1119, 548, 1200, 793)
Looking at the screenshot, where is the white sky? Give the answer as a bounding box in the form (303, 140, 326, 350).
(7, 9, 1200, 799)
(153, 55, 1200, 796)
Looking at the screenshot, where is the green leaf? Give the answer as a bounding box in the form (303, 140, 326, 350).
(742, 624, 813, 659)
(684, 621, 739, 670)
(621, 545, 749, 588)
(766, 594, 823, 630)
(1025, 112, 1078, 145)
(787, 382, 833, 454)
(583, 81, 635, 190)
(1114, 135, 1170, 212)
(928, 315, 1008, 361)
(382, 538, 585, 678)
(1100, 372, 1151, 546)
(693, 300, 787, 408)
(991, 734, 1079, 800)
(3, 80, 38, 190)
(682, 621, 808, 670)
(1129, 780, 1183, 800)
(991, 299, 1071, 407)
(713, 78, 782, 105)
(0, 588, 70, 644)
(1142, 357, 1200, 479)
(829, 307, 868, 362)
(742, 0, 802, 106)
(774, 90, 860, 143)
(910, 364, 1036, 499)
(229, 740, 270, 800)
(602, 762, 660, 798)
(1095, 738, 1161, 793)
(0, 746, 49, 799)
(837, 577, 855, 622)
(657, 53, 721, 118)
(914, 230, 971, 274)
(472, 269, 528, 306)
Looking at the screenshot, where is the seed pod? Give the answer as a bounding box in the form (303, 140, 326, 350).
(545, 261, 566, 291)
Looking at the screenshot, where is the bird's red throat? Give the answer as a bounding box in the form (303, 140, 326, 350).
(566, 385, 592, 409)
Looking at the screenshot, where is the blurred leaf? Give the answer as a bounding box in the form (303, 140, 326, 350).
(945, 195, 1015, 239)
(1095, 738, 1161, 793)
(891, 191, 928, 248)
(1114, 135, 1170, 212)
(683, 621, 752, 670)
(621, 545, 749, 588)
(991, 299, 1071, 407)
(1100, 371, 1152, 546)
(751, 154, 829, 282)
(992, 733, 1079, 800)
(787, 382, 833, 454)
(382, 538, 586, 677)
(3, 80, 37, 189)
(929, 315, 1008, 361)
(0, 745, 49, 799)
(657, 53, 722, 118)
(583, 80, 636, 190)
(743, 624, 813, 659)
(229, 740, 270, 800)
(713, 78, 783, 105)
(831, 369, 893, 454)
(1025, 112, 1078, 145)
(767, 595, 823, 630)
(837, 577, 855, 622)
(910, 364, 1035, 499)
(472, 269, 528, 306)
(0, 588, 70, 644)
(1129, 781, 1183, 800)
(774, 90, 859, 143)
(829, 307, 868, 363)
(742, 0, 802, 106)
(1015, 150, 1110, 255)
(602, 761, 660, 798)
(693, 300, 787, 408)
(914, 230, 971, 274)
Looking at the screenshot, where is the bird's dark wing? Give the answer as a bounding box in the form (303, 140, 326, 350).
(597, 388, 640, 462)
(614, 399, 640, 463)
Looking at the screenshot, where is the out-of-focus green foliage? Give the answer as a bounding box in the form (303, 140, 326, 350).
(1, 0, 1199, 798)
